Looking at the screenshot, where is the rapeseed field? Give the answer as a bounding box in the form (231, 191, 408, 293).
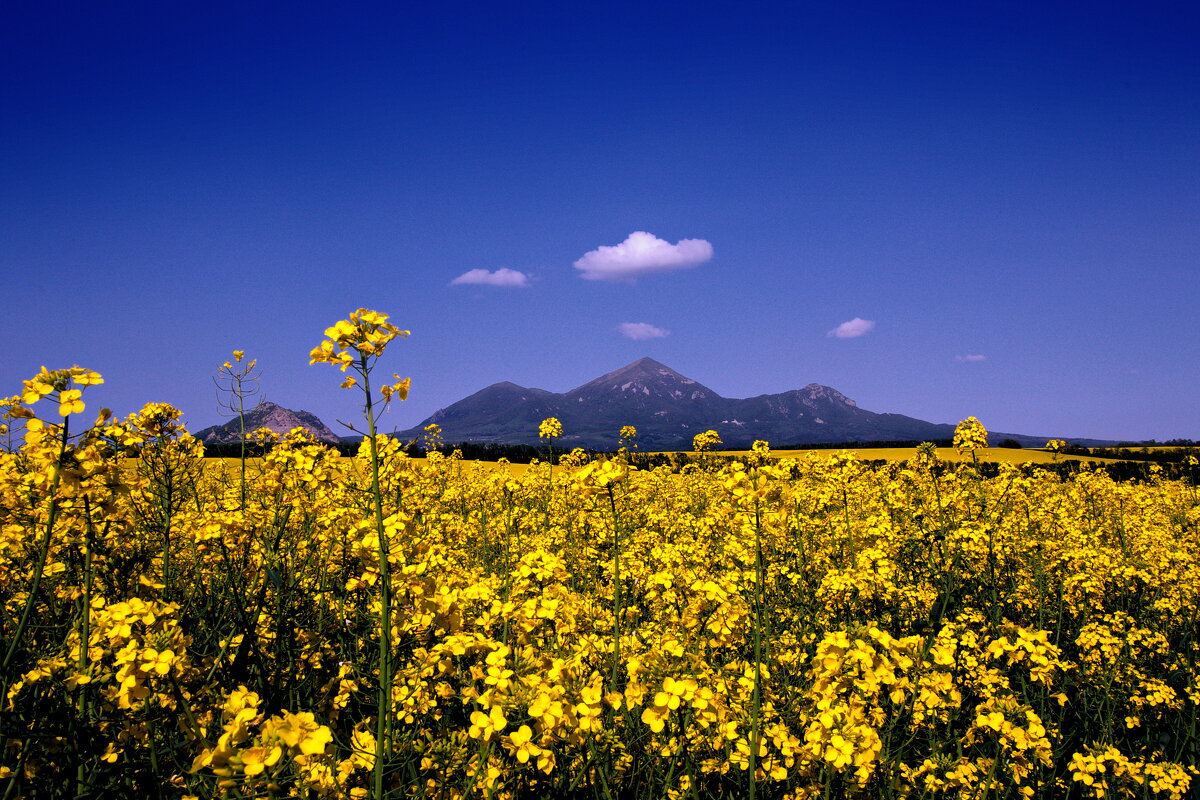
(1, 311, 1196, 799)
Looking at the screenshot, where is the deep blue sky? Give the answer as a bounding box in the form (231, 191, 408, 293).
(4, 1, 1198, 442)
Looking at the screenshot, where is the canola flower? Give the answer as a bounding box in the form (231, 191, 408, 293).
(952, 416, 989, 454)
(693, 429, 723, 453)
(0, 349, 1198, 799)
(310, 308, 411, 800)
(537, 417, 563, 440)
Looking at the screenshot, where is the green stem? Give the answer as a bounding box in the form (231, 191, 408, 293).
(75, 495, 96, 800)
(362, 360, 393, 800)
(607, 486, 622, 696)
(749, 500, 764, 800)
(237, 380, 247, 512)
(162, 480, 173, 591)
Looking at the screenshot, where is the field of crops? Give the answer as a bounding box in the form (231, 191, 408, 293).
(2, 313, 1197, 799)
(722, 448, 1114, 465)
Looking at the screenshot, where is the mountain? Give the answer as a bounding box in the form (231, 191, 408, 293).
(416, 382, 561, 444)
(395, 357, 1055, 450)
(195, 402, 341, 445)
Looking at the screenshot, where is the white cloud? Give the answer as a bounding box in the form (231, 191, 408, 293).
(827, 318, 875, 339)
(574, 231, 713, 282)
(955, 354, 987, 363)
(618, 322, 670, 340)
(450, 268, 530, 287)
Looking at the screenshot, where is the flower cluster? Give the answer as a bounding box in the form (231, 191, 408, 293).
(537, 417, 563, 440)
(952, 416, 988, 454)
(692, 429, 723, 452)
(309, 308, 409, 371)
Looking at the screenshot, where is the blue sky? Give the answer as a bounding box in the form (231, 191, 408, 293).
(3, 1, 1198, 442)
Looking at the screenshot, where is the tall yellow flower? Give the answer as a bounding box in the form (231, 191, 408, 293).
(18, 367, 102, 417)
(309, 308, 409, 372)
(953, 417, 988, 454)
(538, 417, 563, 439)
(693, 429, 722, 452)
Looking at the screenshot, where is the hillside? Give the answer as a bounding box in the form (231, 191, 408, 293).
(394, 358, 1060, 449)
(194, 401, 341, 445)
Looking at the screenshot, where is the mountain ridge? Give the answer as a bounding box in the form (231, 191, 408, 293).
(393, 358, 1067, 449)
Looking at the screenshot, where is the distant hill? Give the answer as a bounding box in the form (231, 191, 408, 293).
(393, 357, 1077, 450)
(195, 402, 340, 445)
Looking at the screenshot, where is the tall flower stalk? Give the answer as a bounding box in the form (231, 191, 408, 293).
(539, 417, 562, 484)
(538, 417, 563, 530)
(213, 350, 262, 511)
(310, 309, 410, 800)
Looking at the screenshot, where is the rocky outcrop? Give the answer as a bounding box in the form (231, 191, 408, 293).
(195, 402, 341, 445)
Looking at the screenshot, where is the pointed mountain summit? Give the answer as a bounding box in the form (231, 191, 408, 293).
(552, 358, 724, 447)
(567, 357, 718, 410)
(395, 358, 1055, 449)
(567, 357, 718, 401)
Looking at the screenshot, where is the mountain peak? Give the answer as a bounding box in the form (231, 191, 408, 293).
(605, 356, 680, 381)
(585, 356, 672, 378)
(567, 358, 720, 401)
(626, 356, 668, 370)
(798, 383, 857, 408)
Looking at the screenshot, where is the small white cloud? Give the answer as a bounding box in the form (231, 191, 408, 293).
(450, 268, 530, 287)
(574, 231, 713, 282)
(955, 354, 987, 363)
(618, 322, 670, 340)
(827, 318, 875, 339)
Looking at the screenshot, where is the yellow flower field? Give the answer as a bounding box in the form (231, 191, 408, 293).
(676, 448, 1122, 465)
(1, 313, 1197, 799)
